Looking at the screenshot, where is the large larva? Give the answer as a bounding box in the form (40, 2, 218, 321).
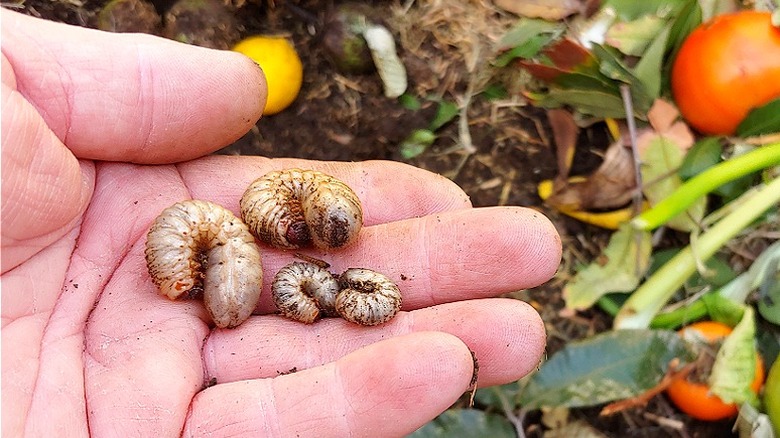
(144, 200, 263, 329)
(271, 261, 340, 324)
(336, 268, 402, 326)
(270, 261, 402, 326)
(239, 169, 363, 250)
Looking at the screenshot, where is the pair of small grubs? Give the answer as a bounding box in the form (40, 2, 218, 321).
(144, 169, 402, 328)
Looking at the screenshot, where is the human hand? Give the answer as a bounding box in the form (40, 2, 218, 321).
(1, 10, 561, 437)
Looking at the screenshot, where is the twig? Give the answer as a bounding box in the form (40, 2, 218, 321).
(620, 84, 647, 279)
(600, 358, 694, 416)
(619, 85, 644, 217)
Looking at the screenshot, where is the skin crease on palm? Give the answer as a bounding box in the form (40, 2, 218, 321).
(0, 9, 562, 438)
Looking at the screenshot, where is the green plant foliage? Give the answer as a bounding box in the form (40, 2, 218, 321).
(737, 98, 780, 137)
(494, 18, 565, 67)
(709, 308, 759, 405)
(429, 101, 459, 131)
(564, 224, 652, 310)
(678, 137, 724, 180)
(606, 15, 666, 56)
(409, 409, 515, 438)
(400, 129, 436, 159)
(602, 0, 689, 20)
(519, 330, 695, 410)
(632, 26, 670, 98)
(640, 136, 707, 231)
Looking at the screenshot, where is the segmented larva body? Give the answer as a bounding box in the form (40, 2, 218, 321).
(144, 200, 263, 329)
(239, 169, 363, 250)
(336, 268, 402, 326)
(271, 261, 340, 323)
(271, 262, 402, 326)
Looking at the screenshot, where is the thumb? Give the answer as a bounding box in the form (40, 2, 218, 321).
(1, 53, 95, 272)
(2, 11, 266, 164)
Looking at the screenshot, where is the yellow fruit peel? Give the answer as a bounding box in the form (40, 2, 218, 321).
(538, 179, 639, 230)
(233, 36, 303, 115)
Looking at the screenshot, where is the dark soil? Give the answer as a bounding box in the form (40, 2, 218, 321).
(11, 0, 734, 436)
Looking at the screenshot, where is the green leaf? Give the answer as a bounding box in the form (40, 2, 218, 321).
(519, 329, 695, 410)
(494, 34, 558, 67)
(665, 0, 702, 59)
(736, 98, 780, 137)
(481, 84, 508, 101)
(710, 307, 759, 406)
(719, 237, 780, 305)
(691, 255, 738, 288)
(678, 137, 724, 180)
(493, 17, 565, 67)
(399, 94, 422, 110)
(632, 24, 671, 99)
(537, 88, 627, 118)
(550, 71, 621, 94)
(756, 243, 780, 325)
(429, 101, 459, 131)
(497, 18, 564, 52)
(409, 409, 515, 438)
(399, 129, 436, 159)
(681, 142, 765, 202)
(606, 15, 666, 56)
(564, 224, 652, 310)
(602, 0, 688, 20)
(649, 248, 737, 289)
(640, 136, 707, 232)
(702, 293, 745, 327)
(590, 44, 653, 114)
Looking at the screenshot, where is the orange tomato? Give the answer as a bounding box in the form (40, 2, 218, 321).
(671, 11, 780, 135)
(666, 321, 765, 421)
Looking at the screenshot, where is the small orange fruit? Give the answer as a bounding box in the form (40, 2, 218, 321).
(666, 321, 764, 421)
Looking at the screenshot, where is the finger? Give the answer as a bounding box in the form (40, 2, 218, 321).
(185, 332, 475, 437)
(251, 206, 561, 311)
(204, 298, 545, 387)
(78, 164, 216, 436)
(2, 11, 265, 163)
(81, 162, 557, 315)
(176, 156, 473, 225)
(180, 156, 559, 310)
(1, 53, 95, 272)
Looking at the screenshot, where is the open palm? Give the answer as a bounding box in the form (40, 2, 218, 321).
(1, 11, 561, 437)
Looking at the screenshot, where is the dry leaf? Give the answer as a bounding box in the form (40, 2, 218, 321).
(494, 0, 583, 20)
(637, 99, 695, 155)
(546, 140, 636, 210)
(547, 108, 580, 181)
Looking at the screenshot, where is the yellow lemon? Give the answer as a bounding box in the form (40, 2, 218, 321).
(233, 36, 303, 115)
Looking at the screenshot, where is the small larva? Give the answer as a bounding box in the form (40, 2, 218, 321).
(271, 262, 402, 326)
(144, 200, 263, 329)
(239, 169, 363, 250)
(271, 261, 340, 324)
(336, 268, 402, 326)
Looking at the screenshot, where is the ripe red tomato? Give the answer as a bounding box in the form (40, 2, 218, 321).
(671, 11, 780, 135)
(666, 321, 765, 421)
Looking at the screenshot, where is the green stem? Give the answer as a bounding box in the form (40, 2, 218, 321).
(649, 299, 708, 329)
(615, 176, 780, 329)
(597, 295, 623, 317)
(632, 142, 780, 230)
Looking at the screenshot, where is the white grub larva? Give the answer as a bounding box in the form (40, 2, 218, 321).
(271, 261, 340, 324)
(144, 200, 263, 329)
(335, 268, 402, 326)
(239, 169, 363, 250)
